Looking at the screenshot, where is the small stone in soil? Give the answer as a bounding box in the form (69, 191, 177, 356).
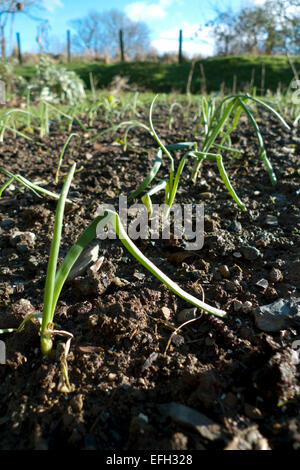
(162, 307, 171, 320)
(269, 267, 283, 283)
(230, 220, 242, 233)
(70, 394, 84, 413)
(133, 271, 146, 280)
(265, 215, 278, 226)
(108, 373, 117, 381)
(171, 334, 185, 347)
(200, 192, 213, 199)
(176, 308, 197, 323)
(254, 297, 300, 332)
(256, 279, 269, 290)
(219, 265, 230, 278)
(241, 245, 261, 260)
(138, 413, 149, 423)
(224, 427, 270, 450)
(71, 271, 112, 297)
(27, 255, 39, 269)
(10, 231, 36, 251)
(158, 402, 222, 441)
(88, 256, 104, 274)
(112, 277, 129, 287)
(141, 352, 158, 371)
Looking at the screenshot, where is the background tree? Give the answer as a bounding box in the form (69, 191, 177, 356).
(36, 19, 50, 53)
(211, 0, 300, 55)
(208, 8, 238, 56)
(0, 1, 41, 57)
(70, 9, 151, 61)
(69, 12, 100, 56)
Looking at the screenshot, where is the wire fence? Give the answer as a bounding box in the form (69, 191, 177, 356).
(12, 28, 185, 65)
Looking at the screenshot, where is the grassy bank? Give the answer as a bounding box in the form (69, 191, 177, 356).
(15, 55, 299, 94)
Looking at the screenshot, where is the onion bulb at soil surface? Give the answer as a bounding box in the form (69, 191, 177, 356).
(41, 336, 53, 355)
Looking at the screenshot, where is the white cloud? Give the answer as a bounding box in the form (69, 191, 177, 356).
(152, 24, 215, 57)
(42, 0, 63, 12)
(125, 1, 168, 21)
(125, 2, 214, 56)
(159, 0, 173, 6)
(152, 38, 214, 57)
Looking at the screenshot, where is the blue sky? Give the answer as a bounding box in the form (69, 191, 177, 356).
(10, 0, 261, 57)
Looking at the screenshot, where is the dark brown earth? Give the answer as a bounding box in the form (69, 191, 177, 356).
(0, 101, 299, 450)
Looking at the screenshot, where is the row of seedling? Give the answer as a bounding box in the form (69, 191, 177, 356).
(0, 92, 290, 392)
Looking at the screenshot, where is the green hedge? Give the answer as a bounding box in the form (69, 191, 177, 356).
(15, 55, 299, 94)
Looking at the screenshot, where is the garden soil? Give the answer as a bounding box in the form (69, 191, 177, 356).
(0, 102, 299, 450)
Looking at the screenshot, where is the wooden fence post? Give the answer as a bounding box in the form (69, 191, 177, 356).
(200, 62, 207, 95)
(232, 74, 237, 94)
(261, 63, 265, 96)
(178, 29, 183, 63)
(67, 29, 71, 63)
(16, 32, 22, 64)
(119, 29, 125, 62)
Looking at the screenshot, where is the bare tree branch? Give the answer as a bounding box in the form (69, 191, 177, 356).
(0, 1, 43, 57)
(70, 9, 151, 60)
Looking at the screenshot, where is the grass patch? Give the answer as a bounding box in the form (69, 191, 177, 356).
(14, 55, 300, 94)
